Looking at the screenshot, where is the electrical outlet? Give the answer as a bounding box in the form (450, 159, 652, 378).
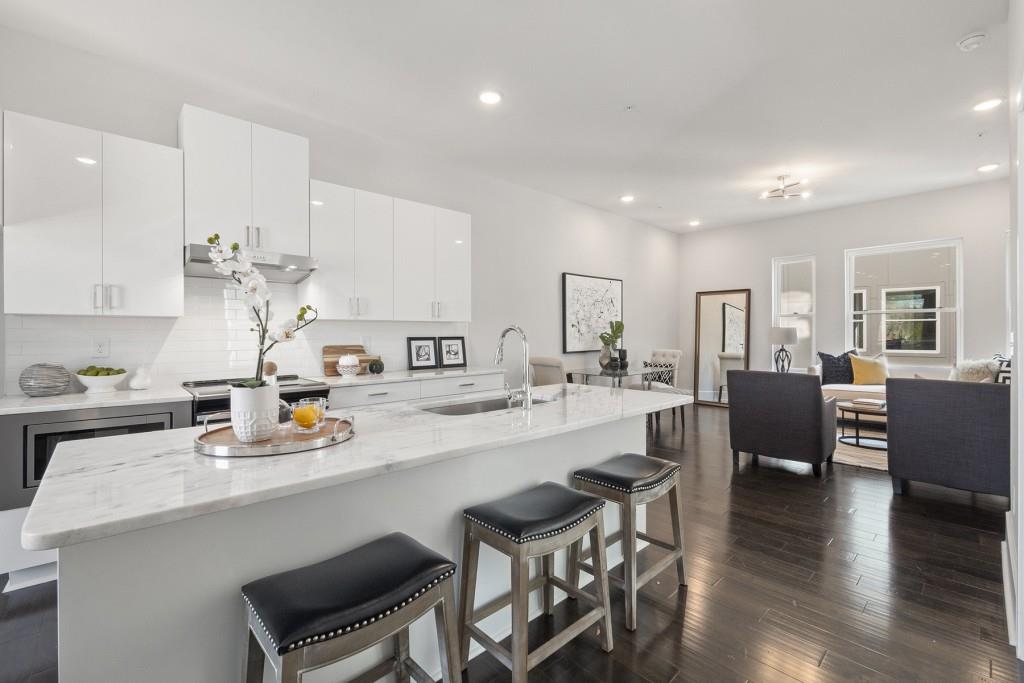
(91, 337, 110, 358)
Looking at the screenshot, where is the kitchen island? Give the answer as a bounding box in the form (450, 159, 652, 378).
(23, 383, 691, 682)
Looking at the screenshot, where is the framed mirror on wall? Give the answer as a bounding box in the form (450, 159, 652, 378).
(693, 289, 750, 406)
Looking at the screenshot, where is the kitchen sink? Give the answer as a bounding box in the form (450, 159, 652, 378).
(419, 396, 556, 416)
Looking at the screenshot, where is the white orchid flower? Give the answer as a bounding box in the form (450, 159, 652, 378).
(269, 325, 297, 343)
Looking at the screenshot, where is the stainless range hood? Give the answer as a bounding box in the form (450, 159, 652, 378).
(183, 244, 318, 284)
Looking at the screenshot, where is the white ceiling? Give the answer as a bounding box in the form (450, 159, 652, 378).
(0, 0, 1010, 232)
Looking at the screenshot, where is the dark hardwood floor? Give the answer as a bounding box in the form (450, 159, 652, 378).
(0, 405, 1016, 682)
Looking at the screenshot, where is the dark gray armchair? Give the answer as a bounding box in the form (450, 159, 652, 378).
(888, 378, 1009, 497)
(727, 370, 837, 477)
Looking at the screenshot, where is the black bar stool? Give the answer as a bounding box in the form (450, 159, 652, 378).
(241, 532, 461, 683)
(458, 482, 613, 683)
(569, 453, 688, 630)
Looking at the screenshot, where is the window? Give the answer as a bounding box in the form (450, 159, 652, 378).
(851, 289, 866, 352)
(880, 286, 940, 354)
(771, 255, 815, 370)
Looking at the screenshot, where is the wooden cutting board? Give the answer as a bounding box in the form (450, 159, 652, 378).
(322, 345, 381, 376)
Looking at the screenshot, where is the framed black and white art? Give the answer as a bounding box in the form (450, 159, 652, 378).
(562, 272, 623, 353)
(407, 337, 438, 370)
(438, 336, 467, 368)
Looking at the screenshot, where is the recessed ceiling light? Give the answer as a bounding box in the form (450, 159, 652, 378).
(310, 200, 324, 206)
(688, 219, 701, 227)
(973, 98, 1003, 111)
(479, 90, 502, 105)
(75, 156, 97, 165)
(978, 163, 1000, 173)
(801, 191, 812, 198)
(620, 195, 635, 204)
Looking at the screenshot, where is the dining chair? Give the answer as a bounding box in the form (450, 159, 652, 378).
(627, 349, 686, 429)
(529, 356, 570, 386)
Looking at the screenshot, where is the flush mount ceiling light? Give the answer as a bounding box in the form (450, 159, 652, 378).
(688, 219, 701, 227)
(619, 195, 635, 204)
(977, 163, 1000, 173)
(957, 31, 987, 52)
(75, 156, 97, 165)
(973, 98, 1003, 111)
(760, 175, 810, 200)
(478, 90, 502, 105)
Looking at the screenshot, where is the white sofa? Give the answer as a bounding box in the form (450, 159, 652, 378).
(807, 363, 948, 422)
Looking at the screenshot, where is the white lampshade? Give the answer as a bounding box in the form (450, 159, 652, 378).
(769, 326, 798, 345)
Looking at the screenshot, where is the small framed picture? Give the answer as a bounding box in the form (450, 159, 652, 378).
(438, 336, 467, 368)
(407, 337, 438, 370)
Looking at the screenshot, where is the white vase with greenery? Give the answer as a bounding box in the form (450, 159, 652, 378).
(207, 234, 319, 442)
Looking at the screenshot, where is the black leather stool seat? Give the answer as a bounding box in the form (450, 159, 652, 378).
(463, 482, 604, 544)
(242, 532, 455, 654)
(573, 453, 680, 493)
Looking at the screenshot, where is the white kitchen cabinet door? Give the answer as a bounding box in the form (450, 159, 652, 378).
(3, 112, 103, 315)
(394, 198, 436, 321)
(102, 133, 184, 317)
(433, 208, 471, 321)
(251, 124, 309, 255)
(302, 180, 355, 319)
(353, 190, 394, 320)
(179, 105, 251, 249)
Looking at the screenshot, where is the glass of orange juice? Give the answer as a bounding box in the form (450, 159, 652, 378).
(292, 397, 327, 433)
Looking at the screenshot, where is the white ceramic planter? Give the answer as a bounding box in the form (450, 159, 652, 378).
(230, 384, 282, 443)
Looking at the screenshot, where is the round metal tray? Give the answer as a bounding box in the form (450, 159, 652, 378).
(195, 416, 355, 457)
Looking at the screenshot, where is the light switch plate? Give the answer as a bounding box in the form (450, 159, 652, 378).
(91, 337, 110, 358)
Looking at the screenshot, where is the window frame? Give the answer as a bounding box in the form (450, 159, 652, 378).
(771, 254, 816, 371)
(850, 288, 867, 353)
(879, 285, 942, 356)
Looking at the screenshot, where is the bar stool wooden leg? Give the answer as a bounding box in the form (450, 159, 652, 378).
(589, 515, 614, 653)
(566, 539, 581, 598)
(510, 552, 531, 683)
(434, 579, 462, 683)
(457, 527, 479, 669)
(669, 474, 689, 586)
(621, 502, 639, 631)
(394, 628, 411, 683)
(542, 553, 555, 615)
(243, 629, 264, 683)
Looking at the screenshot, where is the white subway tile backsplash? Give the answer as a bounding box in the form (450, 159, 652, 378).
(4, 278, 469, 395)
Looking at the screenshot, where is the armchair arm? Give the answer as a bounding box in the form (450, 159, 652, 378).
(821, 396, 837, 457)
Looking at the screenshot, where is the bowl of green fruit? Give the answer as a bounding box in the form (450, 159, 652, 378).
(75, 366, 128, 394)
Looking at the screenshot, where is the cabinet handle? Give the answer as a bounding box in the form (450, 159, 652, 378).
(109, 285, 122, 310)
(245, 225, 251, 247)
(459, 382, 476, 387)
(93, 284, 103, 310)
(436, 301, 442, 319)
(356, 297, 362, 316)
(255, 226, 262, 248)
(368, 391, 388, 397)
(348, 297, 354, 317)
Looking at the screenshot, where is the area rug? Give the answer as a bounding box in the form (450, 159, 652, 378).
(832, 427, 888, 471)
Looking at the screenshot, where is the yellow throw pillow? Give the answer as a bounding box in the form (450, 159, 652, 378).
(850, 354, 888, 385)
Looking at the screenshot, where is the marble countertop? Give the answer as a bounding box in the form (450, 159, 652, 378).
(0, 384, 193, 416)
(316, 366, 503, 388)
(23, 384, 691, 550)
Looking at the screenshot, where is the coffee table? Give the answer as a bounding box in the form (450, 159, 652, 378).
(836, 401, 888, 451)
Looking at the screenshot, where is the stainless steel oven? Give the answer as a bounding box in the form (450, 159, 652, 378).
(24, 414, 172, 488)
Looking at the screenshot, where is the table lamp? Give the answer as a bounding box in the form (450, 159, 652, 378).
(769, 326, 798, 373)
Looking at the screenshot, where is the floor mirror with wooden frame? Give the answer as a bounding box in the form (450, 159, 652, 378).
(693, 289, 750, 407)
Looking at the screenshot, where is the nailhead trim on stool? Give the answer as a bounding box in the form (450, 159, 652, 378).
(245, 569, 457, 653)
(463, 503, 605, 544)
(573, 466, 679, 494)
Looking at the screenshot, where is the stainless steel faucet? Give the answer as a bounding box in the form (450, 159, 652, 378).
(494, 325, 532, 408)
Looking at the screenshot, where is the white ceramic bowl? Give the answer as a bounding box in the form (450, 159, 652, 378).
(76, 373, 126, 394)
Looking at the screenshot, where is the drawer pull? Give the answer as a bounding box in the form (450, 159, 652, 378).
(458, 382, 476, 387)
(368, 392, 389, 397)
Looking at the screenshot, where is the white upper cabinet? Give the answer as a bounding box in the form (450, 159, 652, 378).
(179, 105, 310, 253)
(301, 180, 355, 319)
(251, 123, 309, 254)
(179, 105, 251, 249)
(395, 199, 472, 322)
(102, 133, 184, 317)
(394, 198, 437, 321)
(3, 111, 184, 317)
(434, 207, 472, 322)
(3, 111, 103, 316)
(353, 189, 394, 320)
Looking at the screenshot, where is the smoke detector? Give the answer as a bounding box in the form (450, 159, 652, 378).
(957, 32, 987, 52)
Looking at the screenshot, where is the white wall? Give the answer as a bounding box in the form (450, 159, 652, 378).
(0, 25, 680, 390)
(676, 179, 1010, 388)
